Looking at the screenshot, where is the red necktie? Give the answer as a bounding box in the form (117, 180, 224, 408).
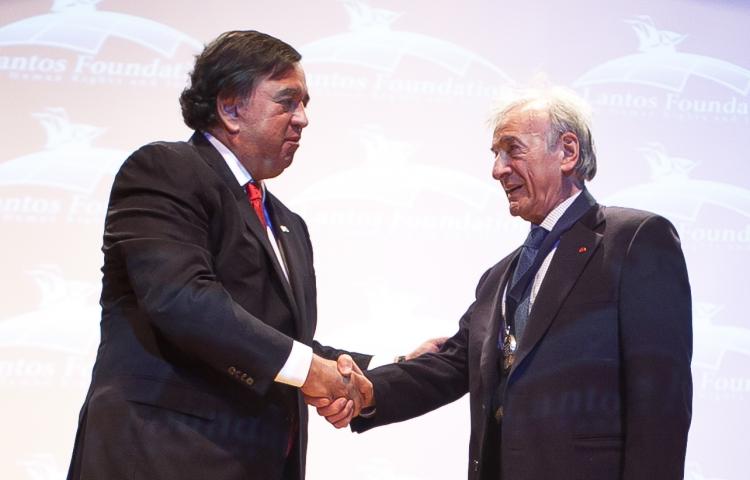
(246, 182, 267, 227)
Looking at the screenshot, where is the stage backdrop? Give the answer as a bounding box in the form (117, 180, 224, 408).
(1, 1, 747, 479)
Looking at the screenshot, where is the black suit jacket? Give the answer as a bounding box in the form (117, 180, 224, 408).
(353, 196, 692, 480)
(68, 132, 369, 480)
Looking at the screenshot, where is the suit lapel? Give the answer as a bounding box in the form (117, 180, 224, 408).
(508, 205, 604, 379)
(189, 133, 301, 321)
(266, 196, 309, 341)
(243, 198, 300, 321)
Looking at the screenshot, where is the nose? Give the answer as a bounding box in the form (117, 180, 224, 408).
(292, 102, 308, 129)
(492, 152, 511, 180)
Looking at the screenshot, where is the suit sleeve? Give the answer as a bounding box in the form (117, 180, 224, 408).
(619, 215, 692, 479)
(312, 341, 372, 372)
(105, 144, 294, 396)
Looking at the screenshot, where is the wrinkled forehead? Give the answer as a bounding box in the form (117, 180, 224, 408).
(492, 105, 550, 144)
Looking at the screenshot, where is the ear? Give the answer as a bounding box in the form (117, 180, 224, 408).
(559, 131, 579, 175)
(216, 95, 241, 134)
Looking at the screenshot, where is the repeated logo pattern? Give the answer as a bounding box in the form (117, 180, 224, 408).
(0, 2, 747, 479)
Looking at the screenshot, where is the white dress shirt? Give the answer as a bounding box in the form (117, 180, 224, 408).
(204, 132, 312, 387)
(503, 190, 583, 316)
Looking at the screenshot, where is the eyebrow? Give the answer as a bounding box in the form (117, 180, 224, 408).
(491, 134, 525, 152)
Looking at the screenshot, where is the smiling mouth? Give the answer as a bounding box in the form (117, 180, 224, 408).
(504, 185, 523, 195)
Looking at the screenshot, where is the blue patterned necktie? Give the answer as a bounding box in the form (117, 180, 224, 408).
(509, 225, 548, 342)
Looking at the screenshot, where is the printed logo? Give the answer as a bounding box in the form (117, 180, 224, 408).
(0, 0, 201, 86)
(692, 302, 750, 400)
(685, 463, 730, 480)
(296, 127, 492, 207)
(0, 108, 122, 224)
(0, 265, 100, 355)
(291, 126, 515, 237)
(574, 16, 750, 120)
(606, 145, 750, 399)
(692, 303, 750, 372)
(18, 454, 65, 480)
(300, 0, 513, 100)
(0, 265, 99, 393)
(693, 302, 750, 401)
(605, 143, 750, 247)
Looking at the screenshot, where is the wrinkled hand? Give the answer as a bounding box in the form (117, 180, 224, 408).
(406, 336, 448, 361)
(302, 354, 373, 428)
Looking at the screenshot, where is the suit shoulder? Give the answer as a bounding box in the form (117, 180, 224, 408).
(115, 140, 210, 183)
(125, 140, 202, 168)
(600, 205, 657, 221)
(599, 205, 674, 231)
(598, 205, 680, 248)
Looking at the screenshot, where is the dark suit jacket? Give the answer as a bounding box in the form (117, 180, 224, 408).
(352, 197, 692, 480)
(67, 132, 370, 480)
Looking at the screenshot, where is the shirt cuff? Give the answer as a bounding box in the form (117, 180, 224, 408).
(366, 354, 396, 370)
(358, 406, 377, 418)
(274, 341, 313, 387)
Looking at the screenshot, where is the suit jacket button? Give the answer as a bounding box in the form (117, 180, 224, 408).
(494, 406, 504, 421)
(245, 377, 254, 386)
(228, 366, 237, 375)
(472, 459, 479, 471)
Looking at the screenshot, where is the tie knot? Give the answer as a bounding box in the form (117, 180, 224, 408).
(246, 182, 268, 227)
(524, 225, 547, 249)
(247, 182, 262, 202)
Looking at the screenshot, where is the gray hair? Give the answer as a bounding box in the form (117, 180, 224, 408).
(490, 87, 597, 183)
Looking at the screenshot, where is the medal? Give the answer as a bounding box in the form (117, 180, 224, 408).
(502, 326, 517, 371)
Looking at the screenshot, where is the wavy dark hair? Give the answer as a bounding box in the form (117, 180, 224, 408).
(180, 30, 302, 131)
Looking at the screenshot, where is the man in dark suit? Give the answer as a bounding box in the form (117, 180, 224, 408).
(316, 88, 693, 479)
(66, 30, 394, 480)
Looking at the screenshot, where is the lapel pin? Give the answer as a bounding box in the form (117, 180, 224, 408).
(578, 246, 588, 254)
(280, 225, 290, 233)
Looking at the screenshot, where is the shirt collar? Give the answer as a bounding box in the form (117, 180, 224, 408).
(538, 190, 582, 232)
(203, 132, 265, 194)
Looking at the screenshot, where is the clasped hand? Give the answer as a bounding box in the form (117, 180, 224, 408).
(301, 337, 447, 428)
(300, 354, 373, 428)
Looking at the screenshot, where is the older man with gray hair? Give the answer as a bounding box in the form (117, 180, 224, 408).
(315, 86, 693, 480)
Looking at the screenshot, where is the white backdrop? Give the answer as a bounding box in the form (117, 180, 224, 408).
(1, 1, 748, 479)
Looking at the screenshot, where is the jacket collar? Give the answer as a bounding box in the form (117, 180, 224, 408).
(188, 132, 303, 326)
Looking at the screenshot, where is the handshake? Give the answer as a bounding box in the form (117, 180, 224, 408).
(300, 354, 373, 428)
(300, 337, 447, 428)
